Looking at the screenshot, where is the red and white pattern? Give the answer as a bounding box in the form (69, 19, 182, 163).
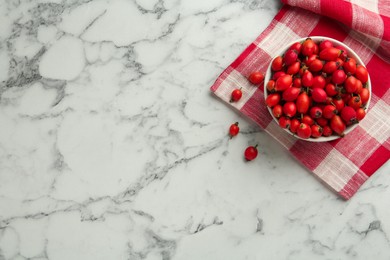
(210, 0, 390, 200)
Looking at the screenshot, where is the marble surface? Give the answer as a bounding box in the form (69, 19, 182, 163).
(0, 0, 389, 259)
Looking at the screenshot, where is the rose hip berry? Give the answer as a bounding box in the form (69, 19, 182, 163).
(229, 122, 240, 137)
(244, 145, 258, 161)
(297, 123, 311, 139)
(230, 88, 242, 102)
(249, 72, 264, 84)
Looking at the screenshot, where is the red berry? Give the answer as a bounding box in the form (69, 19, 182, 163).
(289, 42, 302, 54)
(311, 88, 327, 103)
(316, 117, 328, 127)
(319, 40, 333, 51)
(344, 57, 357, 74)
(297, 123, 311, 139)
(356, 108, 366, 121)
(340, 106, 357, 125)
(249, 71, 264, 84)
(275, 74, 292, 91)
(322, 125, 333, 137)
(230, 88, 242, 102)
(310, 106, 323, 118)
(304, 54, 318, 66)
(229, 122, 240, 137)
(325, 83, 338, 96)
(284, 50, 298, 66)
(271, 56, 283, 71)
(319, 47, 341, 61)
(302, 70, 314, 87)
(323, 105, 338, 119)
(244, 145, 258, 161)
(302, 38, 316, 56)
(355, 65, 369, 83)
(312, 75, 326, 89)
(360, 88, 370, 104)
(265, 93, 281, 108)
(296, 92, 310, 114)
(287, 61, 300, 75)
(309, 59, 323, 72)
(282, 87, 300, 102)
(266, 80, 276, 92)
(344, 76, 358, 93)
(283, 102, 297, 117)
(279, 116, 291, 129)
(273, 71, 287, 81)
(272, 105, 283, 118)
(293, 78, 302, 88)
(330, 115, 346, 136)
(332, 97, 345, 112)
(348, 96, 362, 110)
(332, 70, 346, 84)
(311, 125, 323, 138)
(302, 115, 314, 126)
(290, 118, 301, 134)
(322, 61, 339, 74)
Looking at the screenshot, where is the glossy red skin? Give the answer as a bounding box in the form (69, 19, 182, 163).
(273, 71, 286, 81)
(337, 45, 348, 60)
(360, 88, 370, 104)
(249, 72, 264, 84)
(287, 61, 300, 75)
(332, 97, 345, 111)
(311, 125, 323, 138)
(279, 117, 291, 129)
(322, 61, 339, 74)
(319, 47, 341, 61)
(284, 50, 298, 66)
(356, 108, 366, 121)
(312, 75, 326, 89)
(266, 80, 276, 92)
(282, 87, 301, 101)
(302, 115, 314, 126)
(272, 105, 283, 118)
(231, 89, 242, 102)
(296, 92, 310, 114)
(336, 57, 344, 67)
(310, 106, 323, 118)
(302, 39, 316, 56)
(319, 40, 333, 51)
(293, 78, 302, 88)
(266, 93, 281, 108)
(312, 88, 328, 103)
(302, 70, 314, 87)
(272, 56, 283, 71)
(297, 123, 311, 139)
(275, 75, 292, 91)
(348, 96, 362, 110)
(332, 70, 347, 84)
(322, 125, 333, 137)
(316, 117, 328, 127)
(283, 102, 297, 117)
(290, 119, 301, 134)
(355, 65, 369, 83)
(304, 54, 318, 66)
(244, 146, 258, 161)
(309, 59, 323, 72)
(342, 93, 352, 104)
(229, 123, 239, 137)
(323, 105, 338, 119)
(344, 76, 358, 93)
(330, 115, 346, 136)
(341, 106, 357, 125)
(354, 79, 363, 94)
(289, 42, 302, 54)
(344, 58, 356, 74)
(325, 83, 338, 96)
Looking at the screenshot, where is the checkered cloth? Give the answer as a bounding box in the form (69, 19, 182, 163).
(210, 0, 390, 199)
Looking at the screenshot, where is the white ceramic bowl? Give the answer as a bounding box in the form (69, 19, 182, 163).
(264, 36, 371, 142)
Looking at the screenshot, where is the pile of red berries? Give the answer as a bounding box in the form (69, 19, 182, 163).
(265, 38, 370, 139)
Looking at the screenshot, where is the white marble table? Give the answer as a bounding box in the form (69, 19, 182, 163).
(0, 0, 389, 259)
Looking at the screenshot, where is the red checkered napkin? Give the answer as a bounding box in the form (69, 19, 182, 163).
(210, 0, 390, 199)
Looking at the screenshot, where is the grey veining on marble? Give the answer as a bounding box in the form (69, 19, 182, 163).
(0, 0, 389, 259)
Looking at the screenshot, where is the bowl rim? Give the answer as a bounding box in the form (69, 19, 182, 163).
(263, 36, 371, 142)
